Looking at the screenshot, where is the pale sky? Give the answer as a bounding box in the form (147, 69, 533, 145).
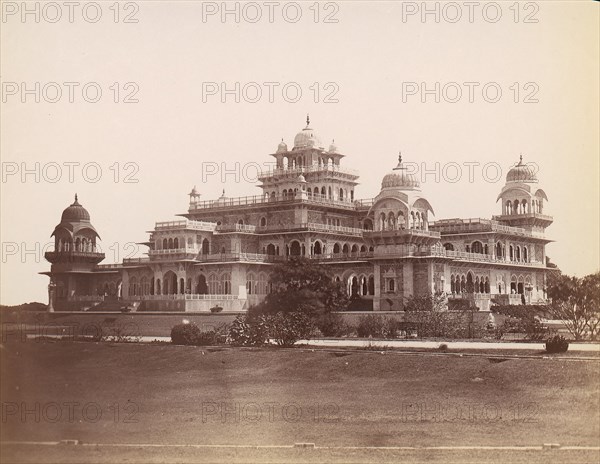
(1, 1, 598, 305)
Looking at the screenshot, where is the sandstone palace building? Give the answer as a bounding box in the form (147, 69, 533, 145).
(43, 117, 553, 312)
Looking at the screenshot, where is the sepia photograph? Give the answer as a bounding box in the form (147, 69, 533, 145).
(1, 1, 599, 463)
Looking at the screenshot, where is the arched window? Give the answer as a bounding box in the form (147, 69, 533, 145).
(342, 244, 349, 254)
(398, 212, 405, 229)
(246, 273, 256, 295)
(360, 245, 367, 253)
(466, 272, 474, 293)
(222, 273, 231, 295)
(443, 243, 454, 251)
(289, 241, 301, 256)
(168, 238, 174, 249)
(496, 242, 503, 258)
(202, 239, 210, 255)
(238, 219, 244, 226)
(351, 244, 358, 254)
(173, 238, 179, 249)
(179, 278, 185, 294)
(197, 274, 208, 294)
(509, 245, 514, 261)
(516, 246, 521, 261)
(388, 279, 395, 292)
(471, 241, 484, 254)
(313, 241, 323, 255)
(523, 247, 528, 263)
(388, 212, 396, 230)
(450, 275, 456, 293)
(266, 243, 276, 255)
(368, 275, 375, 295)
(339, 188, 344, 200)
(260, 217, 267, 227)
(380, 213, 387, 231)
(333, 243, 341, 254)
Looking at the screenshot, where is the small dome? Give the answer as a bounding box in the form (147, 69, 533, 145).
(61, 195, 91, 222)
(298, 174, 307, 183)
(293, 115, 323, 150)
(506, 155, 537, 183)
(328, 139, 338, 153)
(381, 155, 420, 190)
(189, 185, 199, 196)
(276, 139, 288, 153)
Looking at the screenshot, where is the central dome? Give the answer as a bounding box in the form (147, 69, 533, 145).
(381, 155, 420, 190)
(293, 115, 323, 150)
(61, 195, 91, 222)
(506, 155, 537, 183)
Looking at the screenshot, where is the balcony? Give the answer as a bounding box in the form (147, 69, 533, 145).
(430, 217, 547, 239)
(148, 248, 200, 260)
(188, 193, 368, 212)
(139, 294, 238, 301)
(45, 250, 105, 264)
(255, 222, 365, 236)
(153, 219, 217, 232)
(216, 223, 258, 233)
(257, 164, 359, 180)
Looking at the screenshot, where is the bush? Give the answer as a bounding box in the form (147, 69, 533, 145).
(545, 335, 569, 353)
(171, 323, 226, 346)
(228, 314, 270, 346)
(356, 315, 386, 338)
(228, 312, 314, 347)
(317, 313, 351, 337)
(268, 311, 314, 347)
(171, 323, 201, 345)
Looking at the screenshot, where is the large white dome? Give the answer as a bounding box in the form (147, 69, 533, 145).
(293, 116, 324, 150)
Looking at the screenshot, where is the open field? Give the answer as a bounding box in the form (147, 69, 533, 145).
(1, 341, 599, 463)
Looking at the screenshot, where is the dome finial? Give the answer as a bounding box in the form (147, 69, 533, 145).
(75, 193, 78, 202)
(398, 151, 402, 164)
(306, 114, 310, 127)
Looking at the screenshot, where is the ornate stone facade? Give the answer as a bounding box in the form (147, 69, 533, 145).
(43, 119, 553, 312)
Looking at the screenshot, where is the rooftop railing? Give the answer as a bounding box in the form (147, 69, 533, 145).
(430, 218, 546, 238)
(257, 164, 359, 179)
(188, 193, 374, 211)
(154, 220, 217, 231)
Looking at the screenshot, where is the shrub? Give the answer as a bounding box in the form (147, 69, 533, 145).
(317, 313, 350, 337)
(268, 311, 314, 347)
(228, 312, 314, 347)
(356, 315, 386, 338)
(171, 323, 201, 345)
(228, 314, 270, 346)
(382, 317, 403, 338)
(438, 343, 449, 352)
(545, 335, 569, 353)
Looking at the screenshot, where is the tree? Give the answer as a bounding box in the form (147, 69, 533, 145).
(253, 257, 349, 316)
(548, 271, 600, 341)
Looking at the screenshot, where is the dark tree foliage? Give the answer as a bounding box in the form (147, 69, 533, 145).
(547, 272, 600, 340)
(252, 257, 349, 316)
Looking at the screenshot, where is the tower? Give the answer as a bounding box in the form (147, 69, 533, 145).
(495, 156, 553, 235)
(44, 195, 105, 307)
(258, 116, 359, 203)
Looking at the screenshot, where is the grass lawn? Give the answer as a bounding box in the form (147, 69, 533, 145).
(1, 341, 599, 463)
